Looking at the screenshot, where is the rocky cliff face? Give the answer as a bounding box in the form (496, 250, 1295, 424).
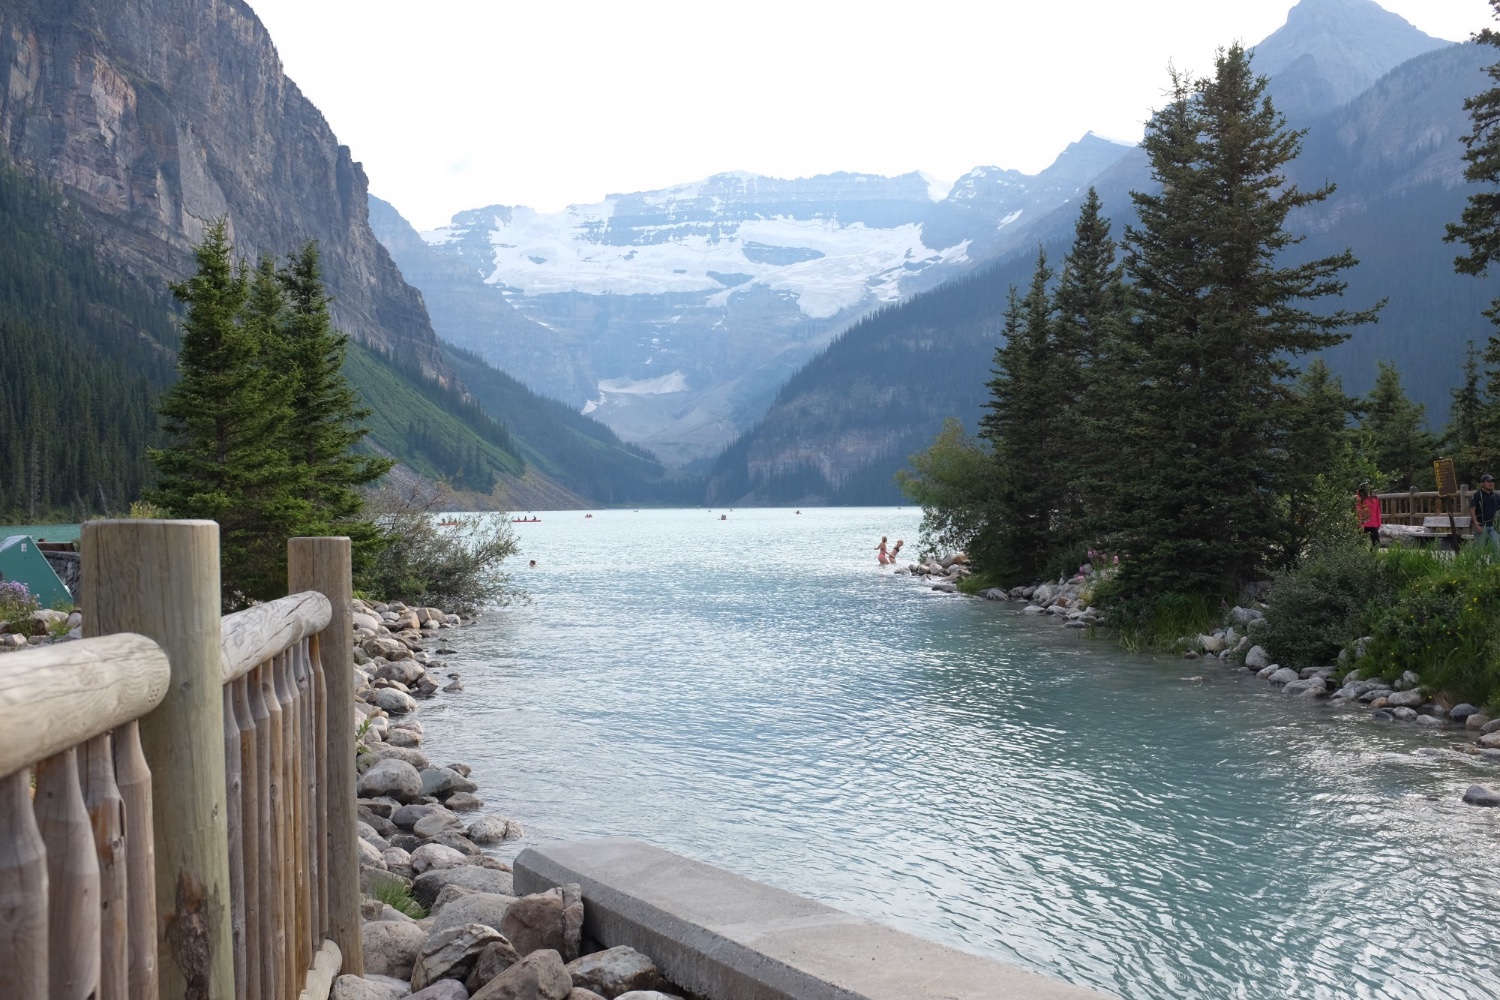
(0, 0, 449, 379)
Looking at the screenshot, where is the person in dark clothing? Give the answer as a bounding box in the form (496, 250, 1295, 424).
(1471, 473, 1500, 550)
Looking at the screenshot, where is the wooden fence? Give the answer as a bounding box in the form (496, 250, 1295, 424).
(1379, 489, 1475, 531)
(1, 521, 362, 1000)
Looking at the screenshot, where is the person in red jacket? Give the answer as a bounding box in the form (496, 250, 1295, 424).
(1357, 484, 1381, 547)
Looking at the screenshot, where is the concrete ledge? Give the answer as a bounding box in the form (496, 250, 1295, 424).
(514, 838, 1113, 1000)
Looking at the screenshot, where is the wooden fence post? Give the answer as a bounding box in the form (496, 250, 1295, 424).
(82, 520, 235, 1000)
(286, 537, 362, 975)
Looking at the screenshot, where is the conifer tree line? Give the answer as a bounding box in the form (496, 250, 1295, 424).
(902, 45, 1463, 608)
(147, 220, 392, 608)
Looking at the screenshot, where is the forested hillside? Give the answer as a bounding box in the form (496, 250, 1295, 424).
(0, 155, 179, 519)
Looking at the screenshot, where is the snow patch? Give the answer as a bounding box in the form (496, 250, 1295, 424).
(597, 371, 689, 395)
(919, 171, 954, 201)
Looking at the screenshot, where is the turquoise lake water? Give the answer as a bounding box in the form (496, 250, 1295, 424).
(431, 508, 1494, 996)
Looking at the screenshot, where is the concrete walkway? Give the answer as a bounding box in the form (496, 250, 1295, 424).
(515, 837, 1115, 1000)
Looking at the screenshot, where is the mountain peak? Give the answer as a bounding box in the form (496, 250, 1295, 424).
(1253, 0, 1450, 118)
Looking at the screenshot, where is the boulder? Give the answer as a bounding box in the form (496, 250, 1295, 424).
(568, 992, 607, 1000)
(429, 833, 485, 857)
(500, 888, 567, 958)
(1281, 677, 1326, 698)
(565, 946, 660, 999)
(364, 636, 413, 661)
(1386, 690, 1425, 708)
(1390, 707, 1418, 721)
(414, 810, 468, 840)
(1393, 669, 1422, 691)
(467, 939, 523, 993)
(1467, 714, 1491, 732)
(1198, 634, 1225, 653)
(359, 759, 424, 803)
(383, 847, 414, 872)
(1267, 667, 1299, 686)
(394, 803, 450, 829)
(364, 744, 433, 772)
(331, 974, 413, 1000)
(374, 688, 420, 715)
(1478, 733, 1500, 750)
(361, 920, 428, 980)
(468, 816, 515, 845)
(409, 982, 469, 1000)
(430, 891, 518, 936)
(471, 949, 572, 1000)
(413, 866, 517, 908)
(358, 837, 386, 868)
(614, 994, 682, 1000)
(377, 659, 428, 686)
(411, 843, 470, 875)
(422, 767, 480, 798)
(1244, 646, 1271, 670)
(1484, 718, 1500, 735)
(1462, 784, 1500, 807)
(447, 792, 485, 812)
(1449, 703, 1481, 722)
(1415, 715, 1444, 727)
(411, 922, 508, 990)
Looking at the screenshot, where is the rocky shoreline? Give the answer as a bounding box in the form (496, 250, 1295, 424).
(896, 560, 1500, 809)
(339, 597, 691, 1000)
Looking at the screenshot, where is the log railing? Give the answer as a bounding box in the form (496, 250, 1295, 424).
(0, 633, 171, 1000)
(1379, 489, 1475, 531)
(2, 521, 361, 1000)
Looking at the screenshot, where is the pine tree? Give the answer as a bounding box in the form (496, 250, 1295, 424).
(1358, 361, 1437, 490)
(1280, 359, 1359, 559)
(1053, 189, 1127, 550)
(275, 242, 392, 569)
(980, 252, 1059, 580)
(1446, 0, 1500, 321)
(1447, 341, 1485, 482)
(147, 221, 309, 608)
(1112, 48, 1379, 597)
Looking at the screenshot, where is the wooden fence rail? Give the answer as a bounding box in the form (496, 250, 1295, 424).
(1379, 489, 1476, 529)
(0, 522, 360, 1000)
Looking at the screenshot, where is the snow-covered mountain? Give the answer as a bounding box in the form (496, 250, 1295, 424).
(375, 133, 1132, 464)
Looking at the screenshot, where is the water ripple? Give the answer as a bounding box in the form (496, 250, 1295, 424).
(422, 508, 1500, 1000)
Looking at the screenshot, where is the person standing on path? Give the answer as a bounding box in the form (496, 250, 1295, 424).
(1357, 484, 1381, 548)
(1471, 474, 1500, 550)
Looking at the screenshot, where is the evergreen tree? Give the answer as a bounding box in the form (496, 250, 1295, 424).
(275, 242, 392, 569)
(1053, 189, 1127, 548)
(1358, 361, 1437, 490)
(980, 252, 1059, 580)
(1280, 359, 1361, 559)
(1112, 48, 1378, 597)
(147, 221, 310, 608)
(1447, 341, 1485, 482)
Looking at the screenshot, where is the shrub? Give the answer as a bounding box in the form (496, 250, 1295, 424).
(1097, 581, 1224, 652)
(357, 479, 521, 613)
(1261, 543, 1391, 668)
(0, 580, 39, 629)
(1361, 549, 1500, 707)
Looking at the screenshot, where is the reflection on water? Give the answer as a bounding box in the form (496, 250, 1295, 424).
(417, 507, 1500, 1000)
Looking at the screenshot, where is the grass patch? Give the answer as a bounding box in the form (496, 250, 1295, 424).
(373, 879, 427, 919)
(1100, 587, 1223, 653)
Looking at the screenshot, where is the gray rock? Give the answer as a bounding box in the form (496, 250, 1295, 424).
(365, 744, 433, 771)
(331, 974, 413, 1000)
(500, 888, 567, 958)
(430, 833, 485, 857)
(1478, 733, 1500, 750)
(1415, 715, 1444, 728)
(409, 982, 470, 1000)
(414, 810, 468, 840)
(1022, 605, 1045, 614)
(374, 688, 420, 715)
(383, 847, 414, 872)
(471, 949, 572, 1000)
(1386, 690, 1425, 708)
(447, 792, 485, 812)
(422, 766, 481, 799)
(1245, 645, 1271, 670)
(1390, 707, 1418, 721)
(359, 759, 424, 803)
(1256, 664, 1279, 680)
(431, 891, 519, 936)
(394, 803, 451, 829)
(1267, 667, 1300, 686)
(568, 991, 607, 1000)
(565, 946, 660, 999)
(467, 939, 523, 993)
(1394, 669, 1422, 691)
(1467, 714, 1492, 732)
(1228, 606, 1262, 625)
(411, 843, 470, 875)
(413, 866, 517, 908)
(1484, 719, 1500, 735)
(388, 728, 424, 749)
(411, 922, 507, 990)
(361, 919, 429, 980)
(613, 994, 683, 1000)
(377, 658, 428, 686)
(1462, 784, 1500, 807)
(1281, 677, 1326, 698)
(1371, 710, 1394, 721)
(1198, 633, 1225, 653)
(468, 816, 516, 845)
(358, 837, 387, 868)
(1449, 703, 1481, 722)
(1358, 687, 1393, 704)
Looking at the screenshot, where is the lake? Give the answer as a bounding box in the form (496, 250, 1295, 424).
(398, 507, 1499, 997)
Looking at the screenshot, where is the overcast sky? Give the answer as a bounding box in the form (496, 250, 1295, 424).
(245, 0, 1493, 229)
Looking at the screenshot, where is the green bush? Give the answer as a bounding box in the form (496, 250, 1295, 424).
(1361, 549, 1500, 707)
(1261, 544, 1391, 668)
(1097, 583, 1223, 652)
